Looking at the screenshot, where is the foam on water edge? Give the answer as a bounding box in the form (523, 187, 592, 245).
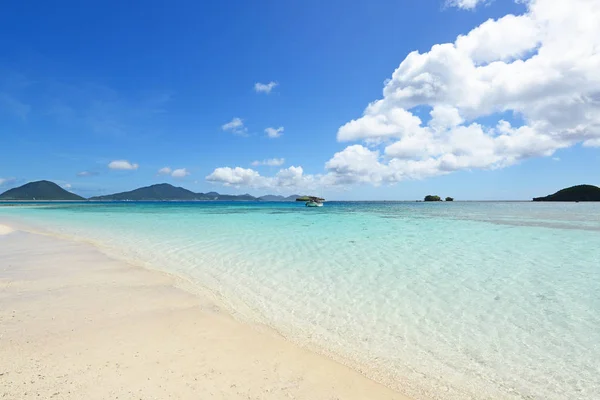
(1, 201, 599, 399)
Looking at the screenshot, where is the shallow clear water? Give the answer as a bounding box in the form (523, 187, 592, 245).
(2, 201, 599, 399)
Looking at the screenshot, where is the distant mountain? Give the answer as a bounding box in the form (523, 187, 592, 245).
(213, 193, 257, 201)
(2, 181, 301, 202)
(89, 183, 200, 201)
(533, 184, 600, 202)
(258, 194, 301, 201)
(0, 180, 84, 201)
(89, 183, 260, 201)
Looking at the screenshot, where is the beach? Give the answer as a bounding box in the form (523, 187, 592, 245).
(0, 223, 407, 400)
(1, 201, 599, 400)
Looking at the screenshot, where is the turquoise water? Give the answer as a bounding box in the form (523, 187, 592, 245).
(1, 201, 599, 399)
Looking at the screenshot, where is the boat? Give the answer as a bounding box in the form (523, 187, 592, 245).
(296, 195, 325, 207)
(305, 200, 323, 207)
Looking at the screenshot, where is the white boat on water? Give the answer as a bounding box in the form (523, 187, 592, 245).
(297, 196, 325, 207)
(305, 200, 323, 207)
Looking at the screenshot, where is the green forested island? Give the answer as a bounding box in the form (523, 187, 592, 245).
(89, 184, 295, 201)
(0, 180, 85, 201)
(0, 181, 302, 202)
(533, 185, 600, 202)
(89, 183, 203, 201)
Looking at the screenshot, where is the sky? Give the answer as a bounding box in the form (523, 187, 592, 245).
(1, 0, 599, 200)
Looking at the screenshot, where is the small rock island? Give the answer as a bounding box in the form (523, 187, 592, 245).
(424, 195, 442, 202)
(533, 184, 600, 202)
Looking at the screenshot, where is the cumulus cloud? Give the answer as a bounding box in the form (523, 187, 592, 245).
(206, 167, 263, 187)
(206, 166, 318, 190)
(222, 117, 247, 135)
(254, 81, 278, 94)
(108, 160, 139, 170)
(207, 0, 600, 189)
(445, 0, 491, 10)
(171, 168, 190, 178)
(333, 0, 600, 183)
(265, 126, 284, 138)
(158, 167, 190, 178)
(583, 138, 600, 147)
(251, 158, 285, 167)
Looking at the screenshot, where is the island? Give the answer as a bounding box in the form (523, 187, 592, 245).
(445, 197, 454, 202)
(0, 180, 85, 201)
(258, 194, 301, 202)
(532, 184, 600, 202)
(0, 181, 304, 202)
(424, 195, 442, 202)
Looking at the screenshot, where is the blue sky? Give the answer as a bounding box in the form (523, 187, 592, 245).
(1, 0, 598, 200)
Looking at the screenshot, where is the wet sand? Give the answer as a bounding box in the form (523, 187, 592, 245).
(0, 224, 410, 400)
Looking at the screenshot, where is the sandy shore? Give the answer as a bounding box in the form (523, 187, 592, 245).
(0, 224, 410, 400)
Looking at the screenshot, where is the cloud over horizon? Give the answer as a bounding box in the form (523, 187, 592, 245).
(206, 166, 319, 190)
(208, 0, 600, 189)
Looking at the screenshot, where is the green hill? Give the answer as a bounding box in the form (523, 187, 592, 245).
(533, 185, 600, 202)
(89, 183, 199, 201)
(89, 183, 260, 201)
(213, 193, 257, 201)
(0, 180, 84, 200)
(258, 194, 300, 201)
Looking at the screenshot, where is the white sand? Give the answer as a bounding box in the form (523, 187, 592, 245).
(0, 224, 15, 235)
(0, 226, 411, 400)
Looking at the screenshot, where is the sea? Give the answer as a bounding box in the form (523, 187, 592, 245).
(1, 201, 599, 400)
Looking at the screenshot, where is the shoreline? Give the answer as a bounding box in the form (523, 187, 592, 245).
(0, 222, 412, 400)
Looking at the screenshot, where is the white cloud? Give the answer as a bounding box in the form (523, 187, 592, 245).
(108, 160, 139, 170)
(552, 157, 560, 161)
(455, 14, 541, 64)
(222, 117, 247, 135)
(206, 0, 600, 190)
(332, 0, 600, 183)
(206, 167, 264, 187)
(158, 166, 190, 178)
(171, 168, 190, 178)
(251, 158, 285, 167)
(62, 183, 72, 189)
(583, 138, 600, 147)
(254, 81, 278, 94)
(206, 166, 318, 190)
(265, 126, 284, 138)
(77, 171, 97, 177)
(445, 0, 491, 10)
